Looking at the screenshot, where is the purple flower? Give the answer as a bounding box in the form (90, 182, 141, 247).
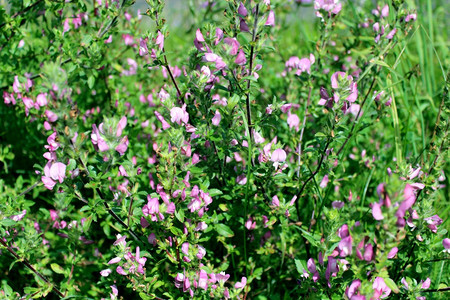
(424, 215, 443, 233)
(239, 18, 249, 32)
(238, 2, 248, 16)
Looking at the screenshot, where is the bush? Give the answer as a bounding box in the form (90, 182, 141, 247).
(0, 0, 449, 299)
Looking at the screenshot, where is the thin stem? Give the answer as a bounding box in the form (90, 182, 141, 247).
(15, 181, 41, 200)
(244, 3, 260, 148)
(427, 77, 448, 161)
(75, 155, 142, 243)
(422, 287, 450, 293)
(0, 0, 44, 29)
(0, 239, 65, 298)
(336, 76, 377, 156)
(97, 0, 128, 38)
(155, 14, 184, 104)
(297, 86, 312, 177)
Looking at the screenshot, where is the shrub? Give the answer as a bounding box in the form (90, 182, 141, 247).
(0, 0, 448, 299)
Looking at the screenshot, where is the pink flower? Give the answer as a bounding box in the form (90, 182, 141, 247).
(11, 210, 26, 221)
(49, 162, 66, 183)
(139, 38, 149, 56)
(212, 110, 221, 126)
(387, 247, 398, 259)
(195, 29, 205, 42)
(236, 174, 247, 185)
(271, 195, 280, 207)
(36, 93, 48, 107)
(395, 184, 416, 220)
(115, 136, 129, 155)
(372, 277, 391, 299)
(346, 279, 362, 299)
(287, 112, 300, 131)
(116, 266, 127, 275)
(235, 50, 247, 65)
(41, 176, 56, 190)
(196, 245, 206, 259)
(372, 202, 384, 220)
(100, 269, 112, 277)
(156, 31, 164, 50)
(234, 277, 247, 289)
(91, 124, 109, 152)
(245, 216, 256, 230)
(116, 116, 127, 137)
(314, 0, 342, 17)
(265, 11, 275, 26)
(443, 238, 450, 252)
(154, 111, 171, 130)
(331, 71, 350, 89)
(319, 175, 329, 188)
(108, 257, 121, 264)
(424, 215, 443, 233)
(143, 196, 160, 216)
(271, 148, 287, 162)
(381, 5, 389, 18)
(421, 278, 430, 289)
(181, 242, 189, 255)
(386, 28, 397, 40)
(405, 14, 417, 22)
(240, 18, 249, 32)
(170, 107, 189, 125)
(224, 38, 240, 55)
(338, 235, 353, 257)
(198, 269, 208, 290)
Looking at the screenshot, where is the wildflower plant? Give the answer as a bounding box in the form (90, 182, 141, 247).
(0, 0, 449, 299)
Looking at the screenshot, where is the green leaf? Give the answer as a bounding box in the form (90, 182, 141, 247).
(208, 189, 223, 197)
(174, 209, 184, 223)
(67, 159, 76, 171)
(384, 277, 399, 293)
(216, 223, 234, 238)
(0, 219, 16, 226)
(50, 263, 65, 274)
(87, 76, 95, 89)
(294, 259, 306, 274)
